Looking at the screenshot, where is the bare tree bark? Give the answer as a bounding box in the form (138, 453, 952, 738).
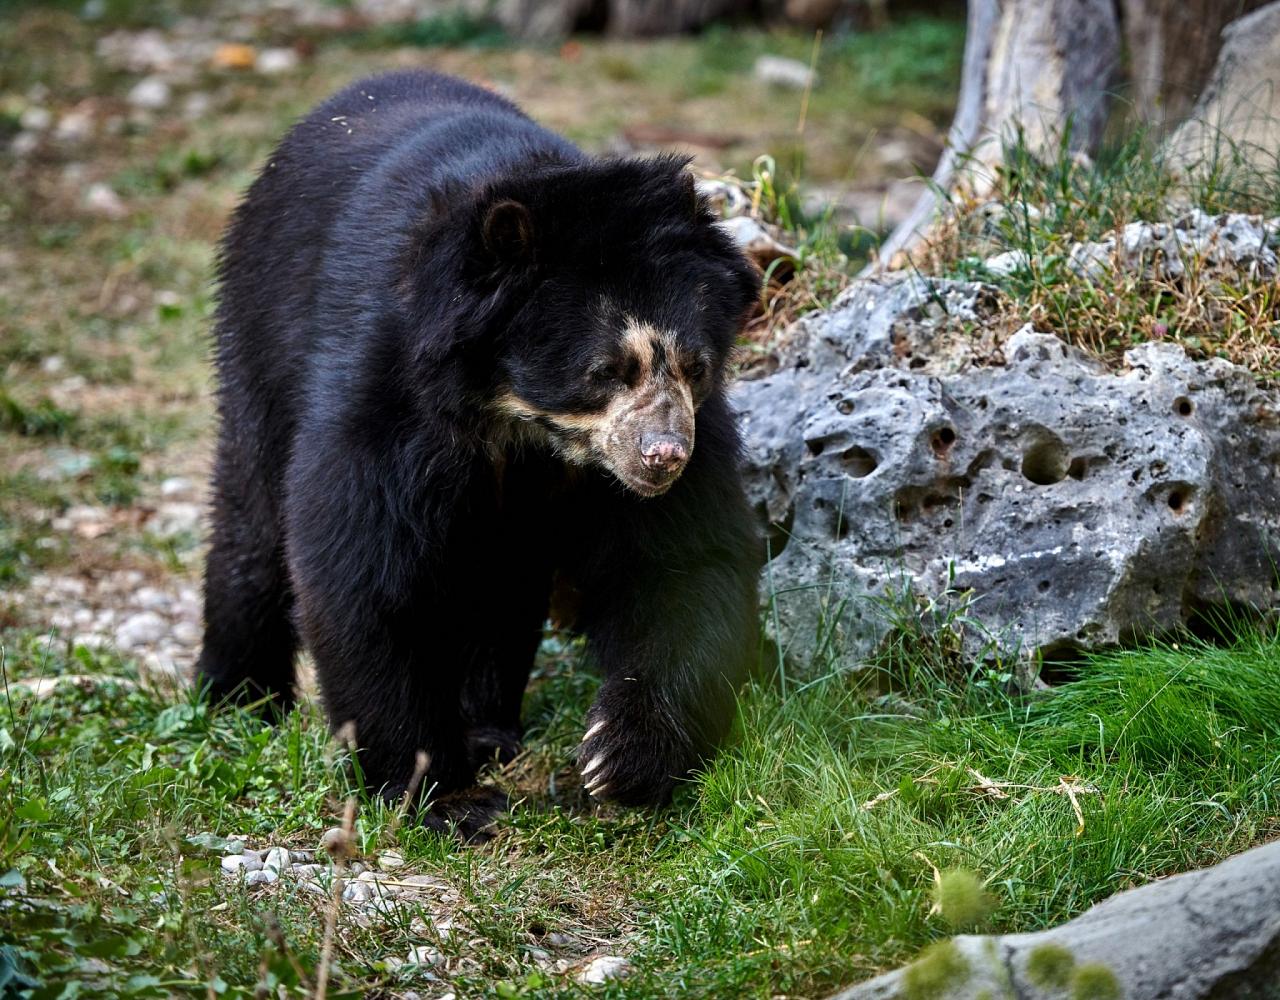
(866, 0, 1121, 273)
(1119, 0, 1272, 129)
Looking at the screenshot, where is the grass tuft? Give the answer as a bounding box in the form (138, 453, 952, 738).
(1069, 962, 1123, 1000)
(935, 868, 995, 930)
(1026, 942, 1076, 989)
(902, 939, 970, 1000)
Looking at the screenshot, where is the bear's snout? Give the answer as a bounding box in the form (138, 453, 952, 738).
(639, 432, 689, 473)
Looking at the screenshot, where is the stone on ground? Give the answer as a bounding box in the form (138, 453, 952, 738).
(829, 838, 1280, 999)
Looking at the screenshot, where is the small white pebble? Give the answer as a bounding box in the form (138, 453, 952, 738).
(378, 850, 405, 870)
(20, 106, 51, 131)
(127, 75, 170, 110)
(245, 868, 278, 886)
(263, 847, 291, 872)
(115, 610, 167, 649)
(133, 586, 170, 610)
(406, 945, 441, 966)
(343, 881, 372, 903)
(257, 47, 299, 74)
(160, 476, 193, 498)
(320, 826, 354, 860)
(220, 855, 262, 874)
(85, 182, 126, 220)
(171, 621, 202, 646)
(578, 956, 631, 984)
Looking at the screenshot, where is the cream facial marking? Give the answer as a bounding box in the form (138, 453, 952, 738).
(493, 315, 704, 496)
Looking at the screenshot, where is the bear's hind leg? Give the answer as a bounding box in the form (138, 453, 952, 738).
(460, 600, 546, 769)
(195, 436, 297, 712)
(459, 535, 552, 769)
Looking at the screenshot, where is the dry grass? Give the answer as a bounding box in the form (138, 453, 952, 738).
(901, 132, 1280, 376)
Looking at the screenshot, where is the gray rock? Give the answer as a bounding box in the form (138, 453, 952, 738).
(171, 620, 201, 646)
(245, 868, 278, 887)
(115, 611, 168, 650)
(220, 854, 263, 875)
(735, 274, 1280, 673)
(152, 502, 202, 538)
(256, 48, 299, 75)
(753, 54, 817, 91)
(1165, 3, 1280, 179)
(1060, 210, 1278, 283)
(127, 76, 171, 111)
(84, 183, 127, 221)
(719, 216, 797, 269)
(160, 476, 193, 498)
(263, 847, 291, 873)
(406, 944, 442, 966)
(578, 955, 632, 984)
(133, 586, 171, 611)
(829, 838, 1280, 999)
(19, 107, 52, 131)
(343, 881, 373, 903)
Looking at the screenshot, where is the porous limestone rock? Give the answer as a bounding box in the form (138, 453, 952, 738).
(829, 838, 1280, 999)
(734, 275, 1280, 673)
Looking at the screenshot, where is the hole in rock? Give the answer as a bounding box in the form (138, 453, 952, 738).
(1166, 487, 1194, 513)
(841, 446, 878, 478)
(931, 426, 957, 457)
(836, 399, 854, 415)
(1067, 457, 1088, 480)
(1037, 579, 1051, 593)
(1037, 643, 1088, 685)
(805, 438, 826, 458)
(1182, 597, 1265, 645)
(1173, 396, 1194, 417)
(1021, 438, 1070, 485)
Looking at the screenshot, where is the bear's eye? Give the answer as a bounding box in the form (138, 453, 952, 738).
(589, 364, 622, 386)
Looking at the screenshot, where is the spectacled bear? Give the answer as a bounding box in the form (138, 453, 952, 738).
(196, 70, 760, 829)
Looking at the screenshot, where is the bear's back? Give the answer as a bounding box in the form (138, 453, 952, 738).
(213, 71, 578, 419)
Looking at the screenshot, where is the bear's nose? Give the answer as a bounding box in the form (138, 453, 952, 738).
(639, 433, 689, 473)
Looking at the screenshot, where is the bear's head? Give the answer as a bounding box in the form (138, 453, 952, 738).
(466, 156, 757, 497)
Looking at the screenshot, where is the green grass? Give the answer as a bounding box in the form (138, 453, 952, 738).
(3, 624, 1276, 997)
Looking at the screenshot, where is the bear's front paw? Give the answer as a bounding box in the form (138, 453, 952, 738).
(577, 680, 698, 807)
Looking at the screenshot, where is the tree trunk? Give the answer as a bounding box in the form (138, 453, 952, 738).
(1119, 0, 1272, 129)
(867, 0, 1121, 272)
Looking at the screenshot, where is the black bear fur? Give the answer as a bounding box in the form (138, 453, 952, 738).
(197, 70, 760, 822)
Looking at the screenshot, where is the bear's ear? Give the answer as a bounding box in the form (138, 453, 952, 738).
(680, 170, 700, 219)
(482, 199, 535, 265)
